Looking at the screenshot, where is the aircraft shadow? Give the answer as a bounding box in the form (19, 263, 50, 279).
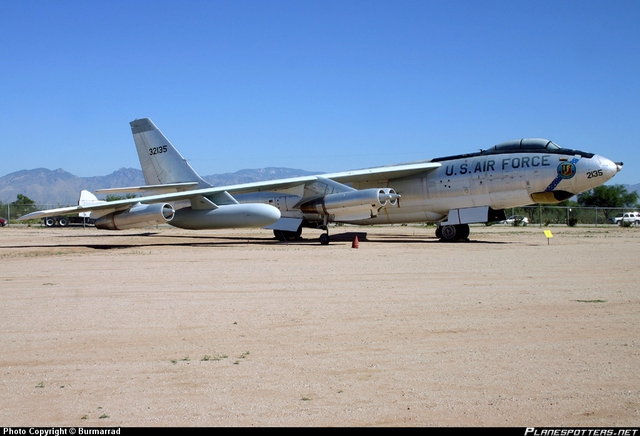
(2, 230, 511, 250)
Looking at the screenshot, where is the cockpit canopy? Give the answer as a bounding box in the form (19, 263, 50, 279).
(490, 138, 560, 152)
(431, 138, 594, 163)
(480, 138, 594, 158)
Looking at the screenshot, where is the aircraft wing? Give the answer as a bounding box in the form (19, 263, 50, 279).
(94, 161, 442, 197)
(322, 161, 441, 183)
(19, 201, 129, 221)
(17, 189, 226, 221)
(17, 195, 159, 221)
(18, 161, 441, 221)
(219, 161, 442, 194)
(94, 182, 200, 195)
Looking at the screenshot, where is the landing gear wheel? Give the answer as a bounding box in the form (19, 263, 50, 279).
(273, 224, 303, 241)
(319, 233, 330, 245)
(438, 224, 470, 242)
(440, 225, 457, 241)
(457, 224, 470, 240)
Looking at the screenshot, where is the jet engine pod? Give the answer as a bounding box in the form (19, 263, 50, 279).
(300, 188, 400, 222)
(95, 203, 175, 230)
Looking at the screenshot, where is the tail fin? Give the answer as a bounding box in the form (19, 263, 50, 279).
(129, 118, 210, 188)
(78, 189, 104, 218)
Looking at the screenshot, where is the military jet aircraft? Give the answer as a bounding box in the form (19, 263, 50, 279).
(19, 118, 622, 243)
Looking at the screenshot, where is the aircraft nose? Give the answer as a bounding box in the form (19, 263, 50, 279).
(597, 155, 622, 182)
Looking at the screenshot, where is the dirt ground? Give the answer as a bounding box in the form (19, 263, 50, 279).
(0, 223, 639, 427)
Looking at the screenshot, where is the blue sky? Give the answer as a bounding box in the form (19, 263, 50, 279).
(1, 0, 638, 185)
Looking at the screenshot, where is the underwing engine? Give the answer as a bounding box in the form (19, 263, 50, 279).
(300, 188, 400, 222)
(94, 203, 175, 230)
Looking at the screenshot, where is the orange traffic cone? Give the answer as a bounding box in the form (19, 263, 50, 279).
(352, 235, 359, 249)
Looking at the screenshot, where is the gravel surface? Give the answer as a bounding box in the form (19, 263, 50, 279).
(1, 224, 638, 427)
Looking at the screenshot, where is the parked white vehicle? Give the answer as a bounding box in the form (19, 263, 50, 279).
(499, 215, 530, 225)
(619, 212, 640, 226)
(608, 214, 624, 224)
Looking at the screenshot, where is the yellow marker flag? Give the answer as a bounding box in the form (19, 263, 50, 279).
(544, 230, 553, 238)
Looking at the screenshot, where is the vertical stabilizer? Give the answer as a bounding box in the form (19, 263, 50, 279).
(79, 190, 103, 206)
(130, 118, 210, 187)
(78, 189, 104, 218)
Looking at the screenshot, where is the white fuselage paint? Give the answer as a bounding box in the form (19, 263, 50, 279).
(237, 150, 619, 226)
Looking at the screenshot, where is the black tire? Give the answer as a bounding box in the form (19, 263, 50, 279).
(273, 225, 302, 241)
(439, 224, 470, 242)
(319, 233, 330, 245)
(58, 217, 69, 227)
(44, 217, 56, 227)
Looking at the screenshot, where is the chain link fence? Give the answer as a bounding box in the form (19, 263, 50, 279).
(500, 205, 638, 226)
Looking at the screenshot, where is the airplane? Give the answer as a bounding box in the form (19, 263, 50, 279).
(19, 118, 622, 244)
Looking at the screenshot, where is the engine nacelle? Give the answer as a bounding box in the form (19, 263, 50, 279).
(300, 188, 400, 222)
(94, 203, 175, 230)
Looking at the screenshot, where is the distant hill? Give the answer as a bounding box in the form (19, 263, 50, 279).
(0, 167, 319, 206)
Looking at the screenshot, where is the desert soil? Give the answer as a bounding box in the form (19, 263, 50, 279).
(0, 224, 639, 427)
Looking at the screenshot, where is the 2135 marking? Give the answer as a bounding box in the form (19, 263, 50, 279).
(586, 169, 604, 179)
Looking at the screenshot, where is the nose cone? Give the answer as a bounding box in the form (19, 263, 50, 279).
(597, 155, 622, 182)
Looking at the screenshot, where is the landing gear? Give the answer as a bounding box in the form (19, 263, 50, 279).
(437, 224, 470, 242)
(273, 225, 302, 241)
(272, 219, 334, 245)
(318, 218, 332, 245)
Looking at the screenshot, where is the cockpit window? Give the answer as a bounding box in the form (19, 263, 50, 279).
(493, 138, 557, 151)
(431, 138, 593, 163)
(545, 141, 561, 150)
(478, 138, 575, 156)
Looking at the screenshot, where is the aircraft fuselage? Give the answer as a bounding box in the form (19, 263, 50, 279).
(238, 139, 621, 228)
(356, 149, 618, 225)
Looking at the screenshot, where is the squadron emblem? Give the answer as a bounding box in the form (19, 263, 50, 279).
(557, 162, 577, 179)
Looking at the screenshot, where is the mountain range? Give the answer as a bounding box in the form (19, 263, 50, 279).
(1, 167, 638, 207)
(0, 167, 318, 206)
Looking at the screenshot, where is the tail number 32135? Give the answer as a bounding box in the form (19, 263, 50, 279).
(149, 145, 168, 155)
